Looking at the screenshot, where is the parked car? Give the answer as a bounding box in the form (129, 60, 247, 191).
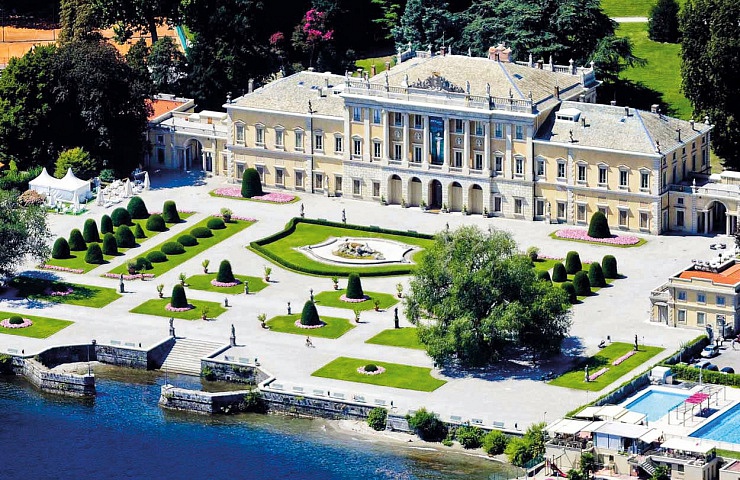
(706, 364, 719, 371)
(701, 345, 720, 358)
(721, 367, 735, 374)
(693, 360, 712, 369)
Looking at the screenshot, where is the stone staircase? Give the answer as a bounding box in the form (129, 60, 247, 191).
(160, 338, 224, 376)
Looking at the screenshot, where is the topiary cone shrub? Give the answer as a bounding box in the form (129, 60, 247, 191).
(565, 251, 582, 274)
(602, 255, 618, 279)
(300, 300, 321, 326)
(170, 284, 188, 309)
(162, 200, 180, 223)
(133, 223, 146, 239)
(552, 263, 567, 282)
(561, 281, 577, 303)
(111, 207, 132, 227)
(52, 237, 71, 259)
(83, 219, 100, 243)
(84, 243, 104, 264)
(537, 270, 551, 282)
(588, 262, 607, 288)
(115, 225, 136, 248)
(101, 233, 118, 256)
(68, 229, 86, 251)
(587, 211, 611, 239)
(100, 215, 113, 235)
(241, 168, 263, 198)
(216, 260, 236, 283)
(346, 273, 365, 299)
(146, 214, 166, 232)
(573, 271, 591, 296)
(126, 196, 149, 219)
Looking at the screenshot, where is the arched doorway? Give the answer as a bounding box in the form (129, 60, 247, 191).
(388, 174, 402, 205)
(409, 177, 422, 206)
(469, 184, 483, 214)
(184, 139, 204, 171)
(429, 180, 442, 209)
(449, 182, 463, 212)
(701, 201, 728, 234)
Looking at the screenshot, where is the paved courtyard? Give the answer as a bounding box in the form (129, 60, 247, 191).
(0, 171, 720, 428)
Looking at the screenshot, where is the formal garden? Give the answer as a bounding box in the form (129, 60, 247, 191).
(550, 212, 647, 248)
(365, 328, 425, 350)
(312, 356, 446, 392)
(184, 258, 268, 295)
(9, 275, 120, 308)
(130, 284, 227, 321)
(210, 168, 299, 204)
(313, 273, 399, 311)
(0, 311, 74, 339)
(265, 300, 355, 339)
(532, 249, 621, 303)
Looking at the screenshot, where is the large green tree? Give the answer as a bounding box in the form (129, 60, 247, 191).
(680, 0, 740, 169)
(0, 190, 51, 281)
(60, 0, 102, 43)
(94, 0, 181, 43)
(148, 36, 188, 95)
(393, 0, 455, 51)
(648, 0, 680, 43)
(405, 226, 571, 367)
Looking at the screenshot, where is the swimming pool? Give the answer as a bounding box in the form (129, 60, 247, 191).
(625, 389, 689, 422)
(691, 402, 740, 444)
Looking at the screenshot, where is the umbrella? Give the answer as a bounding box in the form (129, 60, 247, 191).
(73, 195, 80, 212)
(97, 189, 105, 206)
(143, 171, 150, 190)
(125, 178, 133, 198)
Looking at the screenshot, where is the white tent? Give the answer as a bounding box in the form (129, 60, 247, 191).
(29, 167, 92, 203)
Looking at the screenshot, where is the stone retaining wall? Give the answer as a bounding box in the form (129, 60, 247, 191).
(13, 357, 95, 397)
(159, 385, 251, 414)
(201, 358, 269, 385)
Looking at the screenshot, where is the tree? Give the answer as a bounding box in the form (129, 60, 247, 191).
(588, 262, 607, 288)
(565, 251, 582, 275)
(588, 211, 611, 238)
(482, 429, 509, 455)
(346, 273, 365, 299)
(0, 190, 51, 280)
(573, 271, 591, 296)
(648, 0, 680, 43)
(125, 39, 152, 92)
(405, 226, 571, 366)
(83, 219, 101, 243)
(590, 34, 645, 83)
(170, 284, 189, 308)
(54, 147, 98, 180)
(60, 0, 102, 43)
(602, 255, 618, 279)
(102, 232, 118, 255)
(94, 0, 181, 44)
(115, 225, 136, 248)
(552, 263, 567, 282)
(100, 215, 114, 235)
(407, 408, 448, 442)
(111, 207, 132, 227)
(301, 300, 322, 326)
(680, 0, 740, 169)
(651, 465, 671, 480)
(367, 407, 388, 431)
(241, 168, 264, 198)
(561, 282, 577, 304)
(162, 200, 180, 223)
(127, 196, 149, 219)
(52, 238, 71, 260)
(217, 260, 236, 283)
(372, 0, 404, 41)
(393, 0, 454, 51)
(291, 9, 335, 69)
(68, 229, 87, 251)
(148, 37, 188, 95)
(85, 243, 104, 264)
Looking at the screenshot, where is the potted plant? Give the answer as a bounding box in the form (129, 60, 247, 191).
(374, 299, 380, 311)
(420, 200, 427, 211)
(202, 259, 210, 274)
(178, 272, 187, 286)
(462, 204, 469, 215)
(354, 309, 361, 323)
(221, 207, 232, 223)
(331, 276, 339, 290)
(156, 284, 164, 298)
(201, 306, 210, 321)
(396, 282, 403, 298)
(483, 207, 489, 218)
(264, 266, 272, 282)
(401, 198, 407, 208)
(257, 313, 267, 329)
(441, 203, 449, 213)
(127, 260, 138, 275)
(380, 195, 387, 206)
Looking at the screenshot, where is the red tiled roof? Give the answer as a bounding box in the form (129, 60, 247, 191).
(147, 99, 186, 121)
(678, 264, 740, 285)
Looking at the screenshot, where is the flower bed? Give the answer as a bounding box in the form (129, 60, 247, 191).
(102, 273, 156, 280)
(165, 303, 195, 312)
(148, 210, 196, 215)
(211, 213, 257, 222)
(293, 319, 326, 329)
(612, 350, 637, 366)
(339, 294, 369, 303)
(555, 229, 640, 246)
(588, 367, 609, 382)
(213, 187, 296, 203)
(44, 287, 74, 297)
(210, 278, 241, 287)
(357, 365, 386, 376)
(40, 264, 85, 274)
(1, 318, 33, 329)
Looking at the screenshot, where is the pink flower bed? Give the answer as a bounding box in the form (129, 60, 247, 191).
(103, 273, 156, 280)
(588, 367, 609, 382)
(165, 303, 194, 312)
(612, 350, 637, 366)
(357, 365, 386, 376)
(251, 192, 296, 203)
(41, 265, 84, 274)
(213, 187, 241, 197)
(555, 229, 640, 245)
(148, 210, 195, 215)
(339, 294, 369, 303)
(293, 319, 325, 329)
(211, 214, 256, 222)
(1, 318, 33, 329)
(45, 287, 74, 297)
(211, 278, 241, 287)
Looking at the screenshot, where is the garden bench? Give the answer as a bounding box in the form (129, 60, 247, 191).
(353, 395, 366, 403)
(292, 386, 303, 393)
(223, 355, 233, 362)
(110, 340, 121, 345)
(471, 418, 484, 425)
(492, 420, 505, 429)
(270, 383, 284, 390)
(449, 415, 463, 424)
(238, 357, 250, 364)
(313, 389, 326, 396)
(124, 342, 136, 347)
(331, 392, 345, 400)
(374, 399, 387, 406)
(7, 348, 18, 354)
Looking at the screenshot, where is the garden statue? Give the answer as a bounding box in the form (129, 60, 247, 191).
(244, 282, 249, 295)
(224, 297, 229, 307)
(310, 288, 314, 302)
(634, 334, 639, 351)
(584, 365, 589, 382)
(119, 273, 125, 293)
(169, 317, 175, 337)
(394, 307, 399, 329)
(287, 301, 291, 315)
(300, 203, 305, 218)
(341, 209, 346, 224)
(230, 324, 236, 347)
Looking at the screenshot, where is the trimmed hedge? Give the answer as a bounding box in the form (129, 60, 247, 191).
(207, 217, 226, 230)
(127, 196, 148, 219)
(147, 251, 167, 263)
(146, 214, 166, 232)
(537, 270, 551, 282)
(68, 229, 86, 251)
(102, 233, 118, 256)
(663, 363, 740, 388)
(603, 255, 618, 279)
(135, 257, 152, 271)
(216, 260, 236, 283)
(111, 207, 132, 227)
(161, 241, 185, 255)
(346, 273, 364, 299)
(115, 225, 136, 248)
(52, 237, 71, 259)
(162, 200, 180, 223)
(85, 243, 104, 264)
(588, 211, 611, 239)
(171, 284, 189, 308)
(133, 223, 146, 239)
(191, 227, 213, 238)
(83, 219, 100, 243)
(301, 300, 321, 326)
(565, 251, 582, 275)
(561, 282, 577, 303)
(573, 271, 591, 296)
(552, 263, 567, 282)
(588, 262, 607, 288)
(100, 215, 113, 235)
(177, 234, 198, 247)
(241, 168, 263, 198)
(8, 316, 24, 325)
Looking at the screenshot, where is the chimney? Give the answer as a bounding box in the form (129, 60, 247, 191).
(676, 128, 682, 142)
(554, 85, 560, 99)
(581, 117, 586, 128)
(371, 64, 376, 77)
(385, 61, 391, 71)
(650, 104, 659, 114)
(610, 100, 617, 106)
(248, 79, 254, 94)
(488, 43, 511, 62)
(624, 107, 630, 117)
(690, 119, 695, 130)
(226, 91, 232, 104)
(536, 59, 543, 69)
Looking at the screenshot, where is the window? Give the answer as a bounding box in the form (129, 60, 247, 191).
(619, 209, 628, 227)
(558, 161, 566, 179)
(515, 157, 524, 176)
(394, 112, 402, 126)
(335, 176, 342, 192)
(677, 210, 685, 227)
(353, 179, 361, 195)
(677, 465, 685, 474)
(235, 123, 245, 145)
(255, 125, 264, 146)
(455, 119, 464, 133)
(494, 155, 503, 174)
(314, 133, 323, 151)
(352, 107, 362, 122)
(514, 198, 523, 215)
(413, 115, 423, 129)
(619, 170, 628, 188)
(156, 134, 164, 145)
(156, 148, 165, 164)
(393, 143, 402, 161)
(314, 173, 323, 189)
(515, 125, 524, 140)
(373, 141, 382, 159)
(697, 312, 706, 325)
(275, 168, 284, 185)
(353, 138, 362, 157)
(677, 291, 687, 301)
(372, 109, 381, 124)
(717, 296, 726, 307)
(557, 202, 566, 219)
(474, 121, 484, 136)
(413, 145, 423, 163)
(454, 151, 463, 168)
(372, 181, 380, 197)
(295, 170, 304, 188)
(678, 310, 687, 323)
(275, 129, 284, 148)
(662, 171, 667, 189)
(334, 135, 343, 153)
(294, 130, 304, 151)
(641, 172, 649, 190)
(536, 158, 545, 176)
(640, 211, 650, 230)
(255, 165, 264, 183)
(494, 123, 503, 138)
(474, 153, 483, 170)
(494, 196, 502, 212)
(697, 293, 706, 304)
(536, 199, 544, 216)
(577, 205, 586, 222)
(598, 166, 608, 185)
(577, 164, 586, 183)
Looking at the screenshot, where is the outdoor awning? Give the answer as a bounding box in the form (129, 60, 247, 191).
(547, 419, 595, 435)
(616, 411, 648, 425)
(661, 437, 716, 454)
(639, 429, 663, 444)
(573, 406, 602, 419)
(685, 393, 710, 404)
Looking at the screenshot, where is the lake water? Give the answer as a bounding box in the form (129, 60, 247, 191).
(0, 370, 515, 480)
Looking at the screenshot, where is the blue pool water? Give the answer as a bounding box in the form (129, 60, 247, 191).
(691, 402, 740, 444)
(625, 390, 689, 422)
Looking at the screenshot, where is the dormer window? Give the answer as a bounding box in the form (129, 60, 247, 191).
(556, 108, 582, 123)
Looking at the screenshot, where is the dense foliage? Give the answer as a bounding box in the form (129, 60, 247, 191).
(162, 201, 180, 223)
(602, 255, 618, 279)
(482, 429, 509, 455)
(171, 284, 189, 308)
(146, 214, 166, 232)
(161, 241, 186, 255)
(191, 227, 213, 238)
(217, 260, 236, 283)
(177, 234, 198, 247)
(565, 251, 582, 275)
(115, 225, 136, 248)
(367, 407, 388, 431)
(147, 251, 168, 263)
(301, 300, 321, 326)
(241, 168, 264, 198)
(505, 422, 545, 466)
(588, 262, 607, 288)
(111, 207, 132, 227)
(0, 190, 51, 278)
(407, 408, 448, 442)
(573, 271, 591, 296)
(52, 237, 71, 260)
(648, 0, 680, 43)
(127, 196, 149, 219)
(85, 243, 104, 264)
(587, 211, 611, 239)
(54, 147, 97, 180)
(133, 224, 147, 239)
(206, 218, 226, 230)
(552, 263, 567, 282)
(102, 232, 118, 256)
(68, 229, 87, 251)
(100, 215, 113, 235)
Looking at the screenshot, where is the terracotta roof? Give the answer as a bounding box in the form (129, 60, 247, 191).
(678, 264, 740, 285)
(147, 99, 187, 121)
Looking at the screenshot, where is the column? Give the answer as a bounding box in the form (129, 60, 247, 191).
(402, 113, 409, 167)
(704, 211, 709, 234)
(504, 124, 512, 178)
(463, 120, 470, 172)
(382, 109, 389, 164)
(483, 122, 491, 176)
(363, 108, 371, 162)
(727, 215, 731, 236)
(443, 117, 450, 169)
(422, 115, 430, 168)
(343, 107, 351, 162)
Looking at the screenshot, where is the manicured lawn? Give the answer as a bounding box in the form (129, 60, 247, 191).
(548, 231, 647, 248)
(0, 311, 74, 339)
(366, 328, 425, 350)
(549, 342, 664, 391)
(266, 314, 354, 339)
(9, 276, 121, 308)
(185, 274, 268, 295)
(356, 55, 395, 73)
(312, 356, 446, 392)
(313, 289, 399, 311)
(129, 298, 227, 320)
(252, 222, 433, 277)
(109, 218, 255, 277)
(601, 0, 686, 18)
